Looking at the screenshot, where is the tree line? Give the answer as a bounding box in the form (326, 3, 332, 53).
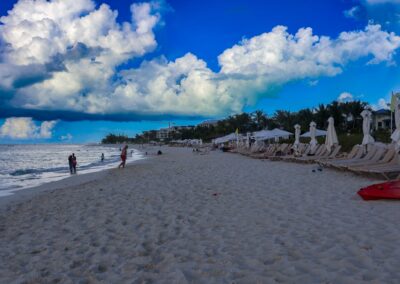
(102, 100, 370, 144)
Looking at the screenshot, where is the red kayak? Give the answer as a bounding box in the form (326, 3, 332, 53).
(358, 180, 400, 200)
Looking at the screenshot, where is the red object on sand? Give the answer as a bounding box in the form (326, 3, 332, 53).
(358, 180, 400, 200)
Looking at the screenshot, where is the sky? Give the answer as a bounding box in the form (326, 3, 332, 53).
(1, 0, 400, 143)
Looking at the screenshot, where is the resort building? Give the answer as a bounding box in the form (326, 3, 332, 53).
(156, 128, 173, 140)
(199, 119, 219, 127)
(173, 125, 195, 131)
(373, 109, 392, 130)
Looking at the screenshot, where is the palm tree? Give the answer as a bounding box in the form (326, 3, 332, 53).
(252, 110, 268, 130)
(273, 110, 295, 130)
(327, 101, 344, 131)
(314, 104, 330, 130)
(295, 108, 314, 130)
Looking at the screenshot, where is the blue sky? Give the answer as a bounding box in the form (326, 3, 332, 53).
(1, 0, 400, 143)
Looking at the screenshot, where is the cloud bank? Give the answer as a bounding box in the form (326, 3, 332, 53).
(0, 117, 57, 139)
(337, 92, 354, 102)
(365, 0, 400, 4)
(1, 0, 400, 119)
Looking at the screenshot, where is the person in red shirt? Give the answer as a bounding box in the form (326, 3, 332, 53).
(118, 145, 128, 168)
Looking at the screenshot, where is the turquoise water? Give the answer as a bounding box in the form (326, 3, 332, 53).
(0, 144, 143, 197)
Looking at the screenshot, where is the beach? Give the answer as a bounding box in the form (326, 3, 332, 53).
(1, 146, 400, 283)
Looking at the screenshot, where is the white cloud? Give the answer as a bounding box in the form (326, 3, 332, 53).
(0, 0, 161, 111)
(377, 98, 390, 109)
(60, 133, 73, 141)
(338, 92, 354, 102)
(0, 0, 159, 65)
(40, 120, 58, 138)
(308, 80, 319, 86)
(0, 117, 57, 139)
(365, 0, 400, 5)
(371, 97, 390, 110)
(344, 6, 360, 19)
(0, 0, 400, 117)
(124, 24, 399, 116)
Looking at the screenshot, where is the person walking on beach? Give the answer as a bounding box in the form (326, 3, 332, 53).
(68, 154, 74, 174)
(118, 145, 128, 168)
(101, 153, 104, 162)
(72, 153, 77, 174)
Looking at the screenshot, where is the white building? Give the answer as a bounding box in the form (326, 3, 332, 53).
(199, 119, 219, 127)
(373, 109, 391, 130)
(156, 128, 173, 140)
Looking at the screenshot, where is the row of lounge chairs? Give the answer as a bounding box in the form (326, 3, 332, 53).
(238, 141, 400, 180)
(320, 144, 400, 180)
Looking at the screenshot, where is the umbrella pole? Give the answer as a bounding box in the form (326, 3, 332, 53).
(391, 91, 394, 133)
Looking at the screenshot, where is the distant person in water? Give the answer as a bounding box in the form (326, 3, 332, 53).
(118, 145, 128, 168)
(101, 153, 104, 162)
(72, 153, 77, 174)
(68, 154, 74, 174)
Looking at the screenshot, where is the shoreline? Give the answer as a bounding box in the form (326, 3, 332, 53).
(1, 146, 400, 283)
(0, 144, 150, 211)
(0, 154, 151, 213)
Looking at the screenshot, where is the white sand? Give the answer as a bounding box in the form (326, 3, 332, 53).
(1, 146, 400, 283)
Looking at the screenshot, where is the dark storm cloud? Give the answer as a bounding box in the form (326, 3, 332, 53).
(0, 107, 205, 122)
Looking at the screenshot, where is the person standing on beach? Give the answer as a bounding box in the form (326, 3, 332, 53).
(118, 145, 128, 168)
(101, 153, 104, 162)
(68, 154, 74, 174)
(72, 153, 77, 174)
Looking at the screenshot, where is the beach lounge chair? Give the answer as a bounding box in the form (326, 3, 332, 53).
(315, 145, 342, 162)
(293, 144, 340, 164)
(328, 145, 379, 169)
(244, 142, 267, 157)
(263, 143, 289, 158)
(348, 146, 397, 173)
(346, 149, 400, 179)
(318, 144, 360, 166)
(270, 143, 309, 162)
(248, 144, 273, 158)
(365, 162, 400, 180)
(321, 145, 366, 167)
(335, 146, 387, 170)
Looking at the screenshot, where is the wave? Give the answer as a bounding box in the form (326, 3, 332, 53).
(9, 155, 124, 177)
(10, 167, 67, 176)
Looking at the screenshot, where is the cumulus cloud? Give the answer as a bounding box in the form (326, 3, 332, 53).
(104, 24, 400, 116)
(378, 98, 390, 109)
(338, 92, 354, 102)
(365, 0, 400, 4)
(347, 0, 400, 31)
(370, 97, 391, 110)
(0, 0, 161, 107)
(60, 133, 73, 141)
(0, 117, 57, 139)
(344, 6, 361, 19)
(40, 120, 58, 138)
(0, 0, 400, 118)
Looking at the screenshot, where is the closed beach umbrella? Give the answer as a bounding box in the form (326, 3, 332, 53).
(325, 117, 338, 153)
(246, 132, 251, 148)
(360, 109, 375, 145)
(294, 124, 301, 150)
(309, 121, 318, 154)
(391, 95, 400, 147)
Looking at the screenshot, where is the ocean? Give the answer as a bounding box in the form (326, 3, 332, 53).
(0, 144, 143, 197)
